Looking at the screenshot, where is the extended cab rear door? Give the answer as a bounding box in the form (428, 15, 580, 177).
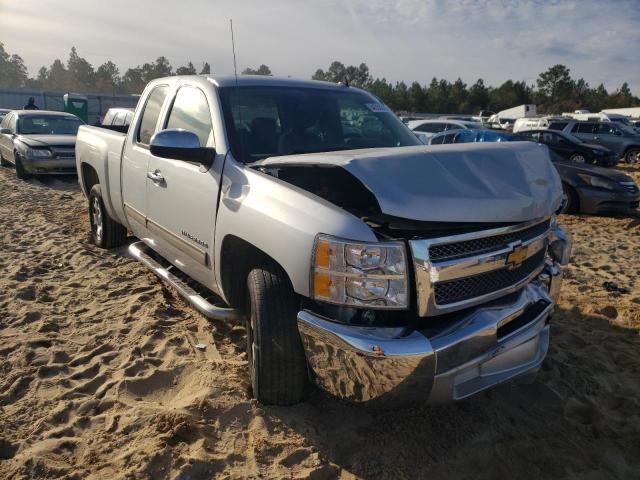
(121, 84, 170, 239)
(144, 82, 222, 287)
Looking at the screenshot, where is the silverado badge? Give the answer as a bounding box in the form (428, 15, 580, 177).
(506, 244, 528, 269)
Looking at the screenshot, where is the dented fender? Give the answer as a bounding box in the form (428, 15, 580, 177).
(214, 156, 377, 300)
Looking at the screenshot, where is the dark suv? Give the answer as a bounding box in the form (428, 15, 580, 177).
(518, 129, 617, 167)
(548, 120, 640, 164)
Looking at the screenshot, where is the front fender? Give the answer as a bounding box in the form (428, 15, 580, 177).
(214, 158, 377, 299)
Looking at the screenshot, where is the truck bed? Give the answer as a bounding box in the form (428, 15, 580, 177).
(75, 125, 127, 225)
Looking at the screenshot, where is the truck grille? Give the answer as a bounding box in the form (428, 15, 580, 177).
(428, 219, 550, 261)
(434, 248, 546, 305)
(409, 218, 551, 316)
(52, 147, 75, 159)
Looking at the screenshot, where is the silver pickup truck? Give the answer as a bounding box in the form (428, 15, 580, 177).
(76, 75, 571, 407)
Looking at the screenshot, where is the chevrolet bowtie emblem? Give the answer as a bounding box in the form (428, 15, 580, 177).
(506, 244, 528, 269)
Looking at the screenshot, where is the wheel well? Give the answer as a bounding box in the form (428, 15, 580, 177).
(81, 163, 100, 196)
(623, 146, 640, 156)
(219, 235, 293, 312)
(562, 182, 580, 211)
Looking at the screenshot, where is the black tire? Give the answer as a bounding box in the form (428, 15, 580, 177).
(15, 154, 29, 180)
(561, 183, 579, 214)
(246, 263, 307, 405)
(88, 184, 127, 249)
(624, 148, 639, 164)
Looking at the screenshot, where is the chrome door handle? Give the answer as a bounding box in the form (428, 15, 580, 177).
(147, 170, 165, 183)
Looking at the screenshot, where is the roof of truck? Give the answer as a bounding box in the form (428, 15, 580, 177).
(149, 74, 366, 92)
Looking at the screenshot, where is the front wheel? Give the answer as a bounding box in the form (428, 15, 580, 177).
(88, 184, 127, 248)
(624, 149, 639, 164)
(246, 263, 307, 405)
(561, 183, 579, 214)
(15, 155, 29, 180)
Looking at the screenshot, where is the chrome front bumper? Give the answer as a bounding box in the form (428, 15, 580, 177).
(298, 263, 564, 407)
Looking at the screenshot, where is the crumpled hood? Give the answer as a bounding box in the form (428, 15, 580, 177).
(17, 135, 76, 148)
(254, 142, 563, 223)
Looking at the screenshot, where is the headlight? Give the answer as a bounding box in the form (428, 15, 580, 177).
(577, 174, 617, 190)
(311, 234, 408, 309)
(26, 147, 53, 158)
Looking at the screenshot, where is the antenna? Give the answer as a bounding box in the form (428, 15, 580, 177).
(230, 18, 246, 161)
(230, 19, 238, 85)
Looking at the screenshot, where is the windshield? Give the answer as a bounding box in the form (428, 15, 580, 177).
(18, 115, 83, 135)
(219, 86, 421, 162)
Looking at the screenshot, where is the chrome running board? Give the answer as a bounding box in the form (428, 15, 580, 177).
(128, 241, 241, 322)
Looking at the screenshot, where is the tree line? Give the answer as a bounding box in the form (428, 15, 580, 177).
(0, 42, 637, 114)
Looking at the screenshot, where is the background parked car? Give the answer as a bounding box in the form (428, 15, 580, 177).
(0, 110, 84, 179)
(428, 128, 518, 144)
(517, 129, 617, 166)
(407, 119, 483, 143)
(512, 116, 570, 133)
(428, 126, 639, 215)
(546, 149, 639, 215)
(548, 120, 640, 164)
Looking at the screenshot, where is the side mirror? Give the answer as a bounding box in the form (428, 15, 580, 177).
(0, 128, 12, 135)
(150, 129, 215, 166)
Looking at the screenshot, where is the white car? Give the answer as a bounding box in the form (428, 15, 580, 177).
(407, 119, 484, 144)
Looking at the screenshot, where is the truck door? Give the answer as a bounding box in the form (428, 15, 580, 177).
(145, 84, 221, 287)
(121, 85, 169, 239)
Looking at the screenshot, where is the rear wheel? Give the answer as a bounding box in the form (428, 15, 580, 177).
(569, 153, 586, 164)
(15, 154, 29, 180)
(561, 183, 579, 214)
(246, 262, 307, 405)
(88, 184, 127, 248)
(624, 149, 639, 164)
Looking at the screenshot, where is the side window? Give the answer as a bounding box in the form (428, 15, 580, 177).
(137, 86, 169, 145)
(416, 123, 443, 133)
(595, 123, 616, 135)
(548, 121, 567, 131)
(541, 132, 558, 144)
(102, 110, 115, 125)
(166, 86, 214, 147)
(430, 135, 445, 145)
(572, 123, 594, 134)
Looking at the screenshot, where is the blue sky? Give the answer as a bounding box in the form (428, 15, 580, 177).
(1, 0, 639, 94)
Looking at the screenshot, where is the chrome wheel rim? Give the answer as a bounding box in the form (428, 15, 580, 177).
(91, 197, 103, 242)
(572, 154, 585, 163)
(627, 151, 639, 164)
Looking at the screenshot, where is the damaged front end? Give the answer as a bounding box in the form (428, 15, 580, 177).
(253, 144, 570, 406)
(296, 218, 571, 407)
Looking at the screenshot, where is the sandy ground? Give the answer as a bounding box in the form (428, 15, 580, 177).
(0, 163, 639, 480)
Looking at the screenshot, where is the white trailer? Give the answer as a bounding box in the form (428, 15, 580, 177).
(602, 107, 640, 118)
